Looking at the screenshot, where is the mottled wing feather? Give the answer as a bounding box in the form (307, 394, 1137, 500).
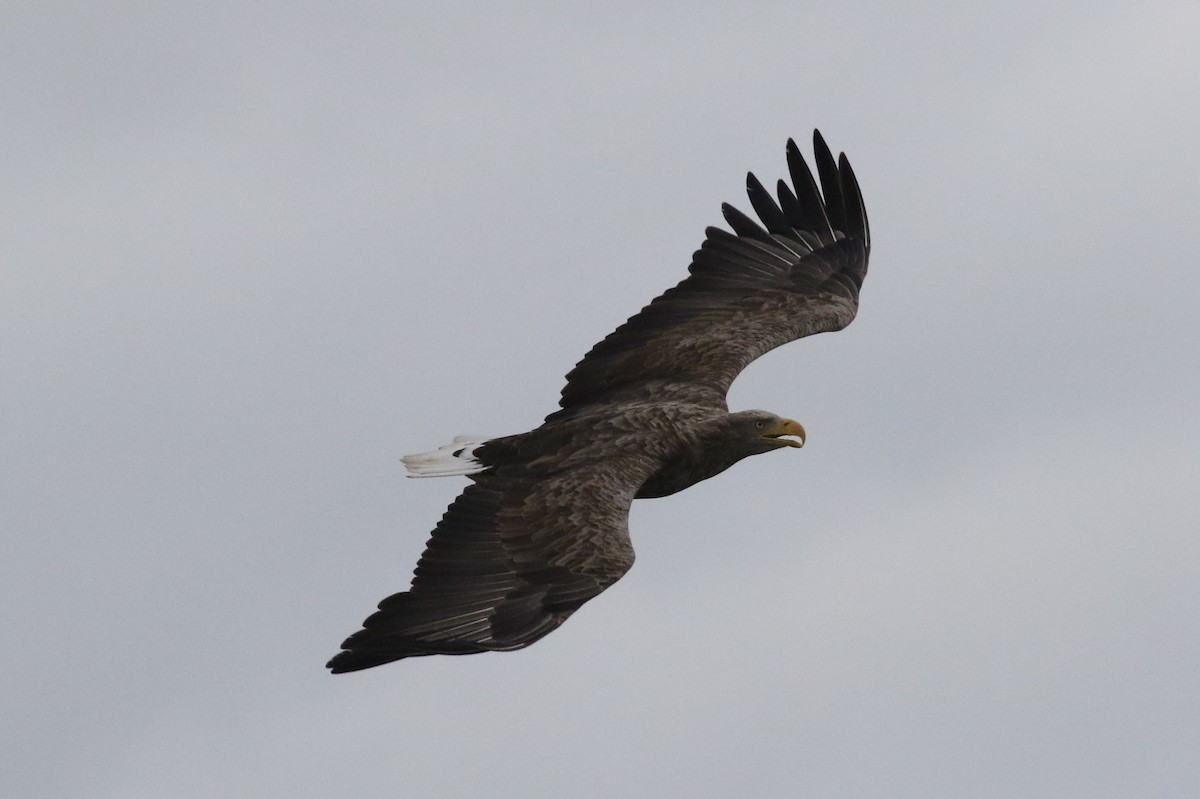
(326, 458, 651, 673)
(557, 131, 870, 412)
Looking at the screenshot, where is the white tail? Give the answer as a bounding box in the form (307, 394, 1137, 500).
(401, 435, 491, 478)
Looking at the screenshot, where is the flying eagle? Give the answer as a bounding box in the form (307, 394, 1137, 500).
(328, 131, 870, 673)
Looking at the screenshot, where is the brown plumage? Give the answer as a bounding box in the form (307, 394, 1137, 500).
(327, 131, 870, 673)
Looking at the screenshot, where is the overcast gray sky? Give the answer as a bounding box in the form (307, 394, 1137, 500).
(4, 2, 1199, 797)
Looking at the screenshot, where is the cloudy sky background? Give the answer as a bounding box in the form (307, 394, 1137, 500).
(4, 2, 1199, 796)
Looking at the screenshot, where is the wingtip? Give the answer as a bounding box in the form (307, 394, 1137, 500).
(721, 202, 770, 241)
(812, 128, 830, 156)
(839, 153, 870, 250)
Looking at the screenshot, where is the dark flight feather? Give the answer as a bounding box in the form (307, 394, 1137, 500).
(556, 131, 870, 411)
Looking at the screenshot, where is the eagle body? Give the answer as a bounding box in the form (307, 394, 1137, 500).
(328, 132, 870, 673)
(484, 402, 797, 498)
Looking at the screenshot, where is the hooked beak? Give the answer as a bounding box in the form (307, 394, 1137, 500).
(763, 417, 806, 448)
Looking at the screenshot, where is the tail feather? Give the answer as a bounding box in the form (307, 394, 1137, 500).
(401, 435, 490, 478)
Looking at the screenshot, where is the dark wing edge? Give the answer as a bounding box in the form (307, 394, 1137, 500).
(555, 130, 870, 413)
(326, 461, 647, 673)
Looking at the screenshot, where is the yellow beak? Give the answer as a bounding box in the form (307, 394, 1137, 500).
(765, 417, 806, 448)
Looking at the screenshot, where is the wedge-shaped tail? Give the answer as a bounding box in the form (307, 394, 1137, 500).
(401, 435, 490, 478)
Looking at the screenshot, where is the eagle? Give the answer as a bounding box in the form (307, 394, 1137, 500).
(328, 131, 870, 673)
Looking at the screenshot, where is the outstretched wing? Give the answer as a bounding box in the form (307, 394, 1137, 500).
(557, 130, 870, 412)
(327, 457, 651, 673)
